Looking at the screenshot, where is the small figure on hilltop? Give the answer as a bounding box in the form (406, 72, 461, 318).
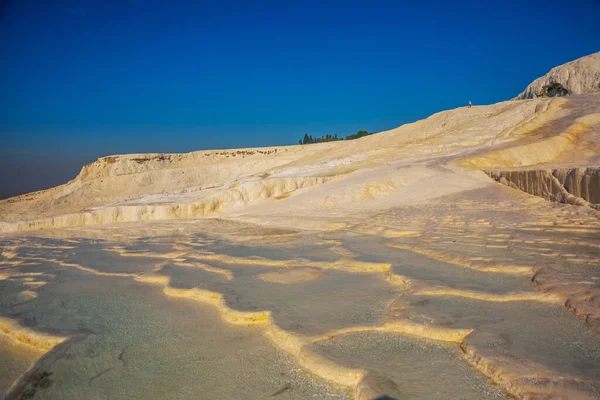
(468, 100, 472, 108)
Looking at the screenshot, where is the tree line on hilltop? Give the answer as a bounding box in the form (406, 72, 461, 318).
(298, 130, 374, 145)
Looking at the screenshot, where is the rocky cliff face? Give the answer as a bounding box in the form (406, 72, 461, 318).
(515, 52, 600, 99)
(486, 167, 600, 210)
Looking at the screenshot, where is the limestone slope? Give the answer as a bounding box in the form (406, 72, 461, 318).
(1, 92, 600, 233)
(2, 58, 600, 400)
(515, 51, 600, 99)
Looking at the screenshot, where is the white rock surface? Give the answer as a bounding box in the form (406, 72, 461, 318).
(2, 55, 600, 400)
(1, 56, 599, 234)
(515, 52, 600, 99)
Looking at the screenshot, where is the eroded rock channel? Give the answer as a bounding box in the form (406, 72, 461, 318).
(486, 167, 600, 210)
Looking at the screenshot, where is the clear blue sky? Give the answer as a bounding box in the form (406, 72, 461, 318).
(1, 0, 599, 197)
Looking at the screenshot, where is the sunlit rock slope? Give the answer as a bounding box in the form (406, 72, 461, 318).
(515, 51, 600, 99)
(2, 90, 599, 232)
(1, 57, 600, 400)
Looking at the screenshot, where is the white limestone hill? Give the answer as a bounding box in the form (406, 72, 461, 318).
(515, 51, 600, 99)
(3, 55, 600, 400)
(1, 57, 599, 234)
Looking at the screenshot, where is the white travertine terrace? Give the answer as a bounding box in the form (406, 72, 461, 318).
(1, 54, 600, 400)
(515, 51, 600, 99)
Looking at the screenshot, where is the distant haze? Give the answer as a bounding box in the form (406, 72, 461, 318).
(0, 153, 91, 199)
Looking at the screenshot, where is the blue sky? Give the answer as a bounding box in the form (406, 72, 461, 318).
(1, 0, 599, 197)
